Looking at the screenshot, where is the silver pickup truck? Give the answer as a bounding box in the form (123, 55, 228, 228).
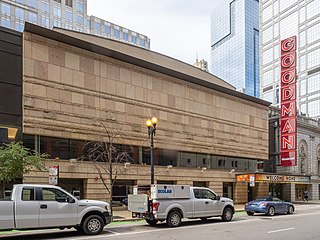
(0, 184, 112, 235)
(128, 185, 235, 227)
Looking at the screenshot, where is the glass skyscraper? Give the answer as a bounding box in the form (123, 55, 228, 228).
(210, 0, 260, 97)
(0, 0, 150, 49)
(260, 0, 320, 119)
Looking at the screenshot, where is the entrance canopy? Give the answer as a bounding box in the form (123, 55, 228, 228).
(236, 173, 310, 184)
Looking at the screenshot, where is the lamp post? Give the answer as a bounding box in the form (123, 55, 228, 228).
(146, 116, 158, 185)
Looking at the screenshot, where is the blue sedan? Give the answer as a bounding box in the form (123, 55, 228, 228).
(245, 196, 294, 216)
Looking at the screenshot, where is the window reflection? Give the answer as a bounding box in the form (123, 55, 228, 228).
(22, 134, 258, 171)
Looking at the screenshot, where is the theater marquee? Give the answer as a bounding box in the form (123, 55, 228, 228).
(280, 36, 297, 167)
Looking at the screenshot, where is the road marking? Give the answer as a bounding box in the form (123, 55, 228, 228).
(267, 227, 295, 234)
(69, 218, 264, 239)
(105, 230, 120, 235)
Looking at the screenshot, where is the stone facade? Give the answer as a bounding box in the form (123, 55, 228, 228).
(22, 24, 269, 203)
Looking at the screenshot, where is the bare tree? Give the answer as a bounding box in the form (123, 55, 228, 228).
(82, 121, 134, 212)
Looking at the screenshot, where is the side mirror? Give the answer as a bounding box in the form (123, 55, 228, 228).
(67, 196, 76, 203)
(215, 195, 221, 201)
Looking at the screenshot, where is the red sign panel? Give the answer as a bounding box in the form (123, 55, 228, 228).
(280, 36, 297, 166)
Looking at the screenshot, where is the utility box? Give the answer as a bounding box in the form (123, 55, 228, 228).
(150, 185, 190, 199)
(128, 194, 148, 213)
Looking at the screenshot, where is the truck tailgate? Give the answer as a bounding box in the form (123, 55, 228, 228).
(0, 201, 15, 230)
(128, 194, 148, 213)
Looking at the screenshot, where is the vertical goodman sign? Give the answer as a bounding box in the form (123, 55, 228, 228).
(280, 36, 297, 166)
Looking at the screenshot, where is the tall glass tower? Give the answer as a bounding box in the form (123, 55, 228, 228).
(0, 0, 150, 49)
(210, 0, 260, 97)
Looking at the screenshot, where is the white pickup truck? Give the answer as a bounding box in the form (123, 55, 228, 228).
(0, 184, 112, 235)
(128, 185, 235, 227)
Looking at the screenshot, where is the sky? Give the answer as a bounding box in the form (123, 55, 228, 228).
(87, 0, 225, 68)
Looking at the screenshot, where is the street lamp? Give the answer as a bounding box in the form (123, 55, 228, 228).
(146, 116, 158, 185)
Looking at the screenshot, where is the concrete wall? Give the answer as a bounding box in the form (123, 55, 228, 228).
(22, 31, 269, 160)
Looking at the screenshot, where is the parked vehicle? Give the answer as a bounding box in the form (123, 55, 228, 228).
(245, 196, 294, 216)
(128, 185, 235, 227)
(0, 184, 112, 235)
(121, 197, 128, 206)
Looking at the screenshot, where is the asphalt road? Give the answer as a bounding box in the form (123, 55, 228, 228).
(1, 204, 320, 240)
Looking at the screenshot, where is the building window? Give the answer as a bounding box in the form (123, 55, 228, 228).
(65, 11, 72, 22)
(15, 22, 24, 31)
(122, 32, 129, 41)
(104, 25, 110, 34)
(28, 12, 37, 23)
(53, 6, 61, 17)
(262, 48, 273, 65)
(65, 0, 73, 8)
(140, 38, 145, 47)
(114, 29, 120, 39)
(218, 159, 225, 167)
(262, 4, 272, 23)
(41, 16, 49, 27)
(262, 70, 273, 87)
(94, 22, 100, 31)
(76, 1, 83, 13)
(307, 49, 320, 70)
(41, 1, 49, 13)
(28, 0, 37, 8)
(15, 8, 24, 19)
(1, 17, 10, 28)
(53, 19, 61, 27)
(131, 36, 137, 44)
(1, 3, 11, 16)
(76, 15, 83, 25)
(306, 0, 320, 19)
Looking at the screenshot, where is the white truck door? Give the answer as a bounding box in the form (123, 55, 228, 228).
(15, 186, 40, 229)
(192, 189, 206, 217)
(39, 187, 78, 228)
(201, 189, 221, 216)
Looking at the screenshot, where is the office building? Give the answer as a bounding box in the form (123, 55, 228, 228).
(0, 0, 150, 48)
(210, 0, 260, 97)
(260, 0, 320, 119)
(260, 0, 320, 199)
(0, 22, 273, 203)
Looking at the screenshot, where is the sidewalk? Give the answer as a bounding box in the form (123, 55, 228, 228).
(112, 200, 320, 222)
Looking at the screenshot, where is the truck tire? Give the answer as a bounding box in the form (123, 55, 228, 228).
(166, 211, 182, 227)
(221, 207, 233, 222)
(146, 219, 158, 226)
(82, 215, 105, 235)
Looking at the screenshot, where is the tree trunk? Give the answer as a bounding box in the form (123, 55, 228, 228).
(0, 182, 5, 199)
(109, 163, 113, 215)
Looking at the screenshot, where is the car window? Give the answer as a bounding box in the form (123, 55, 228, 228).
(255, 197, 268, 201)
(193, 189, 201, 199)
(21, 187, 35, 201)
(272, 197, 282, 202)
(201, 189, 216, 199)
(41, 188, 69, 202)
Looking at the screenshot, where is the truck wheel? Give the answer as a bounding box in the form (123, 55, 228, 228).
(166, 211, 182, 227)
(146, 219, 158, 226)
(221, 207, 233, 221)
(82, 215, 105, 235)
